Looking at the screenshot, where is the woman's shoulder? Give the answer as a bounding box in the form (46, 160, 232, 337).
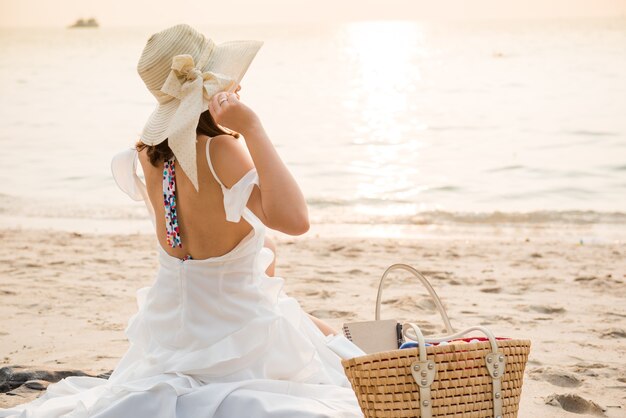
(201, 133, 246, 160)
(202, 134, 255, 189)
(199, 132, 238, 146)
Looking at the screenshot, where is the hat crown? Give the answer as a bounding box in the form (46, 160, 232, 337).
(137, 24, 208, 93)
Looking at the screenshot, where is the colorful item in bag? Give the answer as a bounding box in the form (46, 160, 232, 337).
(399, 341, 432, 349)
(399, 338, 485, 349)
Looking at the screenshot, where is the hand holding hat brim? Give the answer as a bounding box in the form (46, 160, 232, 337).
(208, 91, 260, 136)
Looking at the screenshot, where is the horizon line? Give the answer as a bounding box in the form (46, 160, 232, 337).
(2, 15, 626, 29)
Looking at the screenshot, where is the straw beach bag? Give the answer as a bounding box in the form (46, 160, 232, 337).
(341, 264, 531, 418)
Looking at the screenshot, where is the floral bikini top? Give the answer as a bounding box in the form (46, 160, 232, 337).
(163, 157, 192, 260)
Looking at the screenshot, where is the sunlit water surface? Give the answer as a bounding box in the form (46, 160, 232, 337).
(1, 19, 624, 235)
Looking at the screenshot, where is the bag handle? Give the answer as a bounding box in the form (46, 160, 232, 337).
(403, 323, 501, 358)
(375, 263, 455, 335)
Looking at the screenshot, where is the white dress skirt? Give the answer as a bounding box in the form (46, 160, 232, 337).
(0, 144, 363, 418)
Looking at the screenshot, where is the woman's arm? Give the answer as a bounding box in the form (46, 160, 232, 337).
(240, 121, 309, 234)
(307, 313, 339, 336)
(208, 92, 309, 235)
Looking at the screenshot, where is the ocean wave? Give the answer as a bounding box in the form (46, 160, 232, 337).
(310, 209, 626, 225)
(565, 129, 618, 137)
(2, 193, 624, 226)
(485, 164, 525, 173)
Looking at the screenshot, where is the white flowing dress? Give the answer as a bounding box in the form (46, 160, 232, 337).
(0, 138, 363, 418)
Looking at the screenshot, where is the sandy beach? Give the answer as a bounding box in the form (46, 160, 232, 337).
(1, 226, 624, 417)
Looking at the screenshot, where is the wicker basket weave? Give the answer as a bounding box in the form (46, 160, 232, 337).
(341, 264, 531, 418)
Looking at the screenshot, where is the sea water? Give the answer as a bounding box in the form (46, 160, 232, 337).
(1, 19, 624, 236)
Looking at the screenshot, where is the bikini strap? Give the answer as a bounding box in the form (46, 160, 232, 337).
(163, 157, 182, 248)
(205, 136, 226, 189)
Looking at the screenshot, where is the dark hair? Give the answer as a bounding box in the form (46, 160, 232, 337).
(135, 110, 240, 166)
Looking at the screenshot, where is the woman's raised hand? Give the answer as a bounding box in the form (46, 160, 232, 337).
(208, 91, 260, 136)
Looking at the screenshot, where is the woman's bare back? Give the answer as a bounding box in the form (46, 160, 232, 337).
(138, 134, 256, 261)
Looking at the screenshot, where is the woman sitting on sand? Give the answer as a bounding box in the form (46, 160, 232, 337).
(0, 23, 363, 418)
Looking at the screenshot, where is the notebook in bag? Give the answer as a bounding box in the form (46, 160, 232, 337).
(342, 319, 403, 354)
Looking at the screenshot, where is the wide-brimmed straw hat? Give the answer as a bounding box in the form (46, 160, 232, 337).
(137, 23, 263, 191)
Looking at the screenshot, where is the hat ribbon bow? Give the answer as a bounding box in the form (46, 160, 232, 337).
(158, 54, 236, 192)
(160, 54, 236, 102)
